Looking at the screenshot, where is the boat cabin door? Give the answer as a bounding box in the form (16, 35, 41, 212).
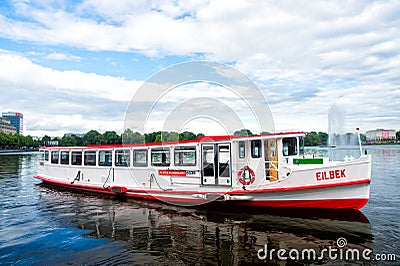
(265, 139, 278, 181)
(201, 143, 232, 186)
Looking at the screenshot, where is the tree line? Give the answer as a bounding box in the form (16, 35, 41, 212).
(1, 129, 399, 150)
(0, 132, 40, 150)
(40, 129, 206, 147)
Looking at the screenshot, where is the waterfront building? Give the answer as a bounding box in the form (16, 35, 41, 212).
(0, 117, 17, 134)
(366, 129, 396, 141)
(2, 112, 23, 135)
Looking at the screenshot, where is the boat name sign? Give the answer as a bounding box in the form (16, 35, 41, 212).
(316, 169, 346, 181)
(158, 169, 197, 177)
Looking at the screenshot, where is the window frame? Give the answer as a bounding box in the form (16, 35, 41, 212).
(251, 140, 262, 158)
(174, 146, 196, 166)
(60, 150, 70, 165)
(44, 150, 49, 161)
(151, 148, 170, 167)
(115, 149, 131, 167)
(238, 141, 246, 159)
(282, 137, 298, 156)
(98, 150, 112, 167)
(84, 150, 97, 166)
(51, 150, 59, 164)
(133, 149, 148, 167)
(71, 151, 83, 166)
(299, 137, 305, 155)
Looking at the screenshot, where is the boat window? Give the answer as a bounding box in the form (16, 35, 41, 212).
(98, 150, 112, 167)
(265, 139, 277, 161)
(202, 145, 215, 177)
(251, 140, 262, 158)
(84, 151, 96, 166)
(299, 137, 305, 155)
(51, 151, 59, 164)
(219, 145, 230, 177)
(71, 151, 82, 165)
(174, 146, 196, 166)
(282, 137, 298, 156)
(238, 141, 245, 159)
(39, 150, 44, 165)
(60, 151, 70, 165)
(44, 150, 49, 161)
(151, 148, 170, 167)
(133, 150, 148, 167)
(115, 149, 130, 167)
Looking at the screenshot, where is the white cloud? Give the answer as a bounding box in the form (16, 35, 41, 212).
(0, 52, 141, 102)
(0, 1, 399, 135)
(0, 51, 142, 136)
(45, 52, 81, 61)
(25, 113, 124, 137)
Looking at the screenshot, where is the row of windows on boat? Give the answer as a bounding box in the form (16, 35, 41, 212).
(42, 137, 304, 167)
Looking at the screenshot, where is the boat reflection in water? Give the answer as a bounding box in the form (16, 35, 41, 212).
(38, 185, 373, 265)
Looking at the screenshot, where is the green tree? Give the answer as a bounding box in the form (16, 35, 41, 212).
(397, 131, 400, 140)
(304, 131, 321, 146)
(59, 134, 82, 146)
(94, 134, 106, 145)
(154, 133, 162, 143)
(103, 131, 121, 144)
(318, 132, 328, 146)
(23, 135, 35, 147)
(179, 131, 197, 140)
(196, 133, 205, 138)
(360, 133, 367, 142)
(234, 129, 253, 136)
(122, 129, 145, 144)
(165, 131, 179, 142)
(83, 130, 101, 145)
(0, 132, 6, 148)
(145, 132, 158, 143)
(41, 135, 51, 146)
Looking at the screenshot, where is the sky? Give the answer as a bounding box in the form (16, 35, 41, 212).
(0, 0, 399, 137)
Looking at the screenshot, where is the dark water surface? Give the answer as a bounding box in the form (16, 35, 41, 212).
(0, 147, 398, 265)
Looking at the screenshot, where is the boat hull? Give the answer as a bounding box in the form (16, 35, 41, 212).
(35, 174, 369, 210)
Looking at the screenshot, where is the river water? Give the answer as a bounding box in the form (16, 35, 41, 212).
(0, 146, 398, 265)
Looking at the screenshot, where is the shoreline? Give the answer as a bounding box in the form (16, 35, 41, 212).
(0, 148, 39, 153)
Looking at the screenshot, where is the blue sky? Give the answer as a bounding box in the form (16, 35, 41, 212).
(0, 0, 399, 137)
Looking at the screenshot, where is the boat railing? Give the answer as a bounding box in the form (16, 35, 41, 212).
(102, 167, 113, 189)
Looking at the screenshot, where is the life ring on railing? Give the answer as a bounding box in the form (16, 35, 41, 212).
(238, 166, 255, 185)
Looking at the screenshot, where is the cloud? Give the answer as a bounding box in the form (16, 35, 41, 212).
(0, 51, 141, 136)
(0, 52, 141, 102)
(45, 52, 81, 61)
(0, 1, 399, 135)
(1, 1, 398, 81)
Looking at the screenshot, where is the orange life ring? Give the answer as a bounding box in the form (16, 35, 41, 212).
(238, 166, 255, 185)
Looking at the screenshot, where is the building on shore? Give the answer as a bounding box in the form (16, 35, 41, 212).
(0, 117, 17, 134)
(366, 129, 396, 141)
(2, 112, 23, 135)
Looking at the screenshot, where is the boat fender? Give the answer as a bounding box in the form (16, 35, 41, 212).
(238, 166, 255, 185)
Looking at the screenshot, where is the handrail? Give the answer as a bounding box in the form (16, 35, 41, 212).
(102, 167, 113, 189)
(149, 173, 169, 191)
(71, 170, 81, 184)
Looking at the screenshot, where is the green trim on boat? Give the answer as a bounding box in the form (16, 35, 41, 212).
(293, 158, 323, 164)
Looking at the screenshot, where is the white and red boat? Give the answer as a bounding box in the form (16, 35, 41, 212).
(35, 132, 372, 209)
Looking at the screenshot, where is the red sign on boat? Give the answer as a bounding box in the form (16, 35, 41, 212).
(158, 169, 187, 176)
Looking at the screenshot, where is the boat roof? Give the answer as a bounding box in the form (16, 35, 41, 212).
(41, 131, 305, 150)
